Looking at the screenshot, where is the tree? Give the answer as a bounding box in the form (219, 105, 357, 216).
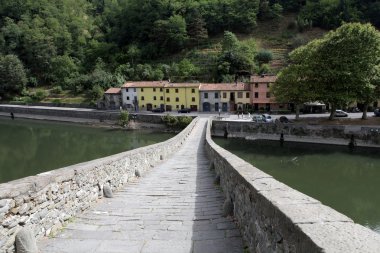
(312, 23, 380, 119)
(186, 10, 208, 47)
(221, 31, 239, 52)
(0, 54, 27, 97)
(281, 23, 380, 120)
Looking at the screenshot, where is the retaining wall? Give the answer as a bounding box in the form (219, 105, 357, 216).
(212, 120, 380, 147)
(0, 118, 198, 252)
(205, 119, 380, 253)
(0, 104, 174, 124)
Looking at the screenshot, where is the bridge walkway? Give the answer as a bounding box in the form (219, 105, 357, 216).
(38, 118, 243, 253)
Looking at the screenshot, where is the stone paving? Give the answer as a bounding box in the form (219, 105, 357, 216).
(38, 118, 243, 253)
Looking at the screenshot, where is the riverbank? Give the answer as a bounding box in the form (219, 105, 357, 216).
(0, 111, 166, 130)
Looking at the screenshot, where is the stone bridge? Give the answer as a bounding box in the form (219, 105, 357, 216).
(1, 117, 380, 253)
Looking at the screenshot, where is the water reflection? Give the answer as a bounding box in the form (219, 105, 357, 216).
(0, 118, 174, 183)
(214, 137, 380, 233)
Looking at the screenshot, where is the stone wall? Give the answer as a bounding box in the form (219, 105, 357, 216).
(205, 119, 380, 253)
(0, 104, 188, 124)
(212, 120, 380, 147)
(0, 118, 198, 253)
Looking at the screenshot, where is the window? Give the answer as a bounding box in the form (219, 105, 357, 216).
(153, 96, 156, 100)
(126, 88, 129, 92)
(176, 97, 179, 102)
(266, 92, 271, 98)
(160, 88, 163, 92)
(176, 105, 179, 108)
(267, 83, 270, 88)
(153, 88, 156, 92)
(141, 96, 145, 101)
(223, 92, 227, 99)
(246, 92, 250, 98)
(134, 88, 136, 92)
(166, 89, 169, 93)
(204, 93, 208, 99)
(255, 83, 258, 88)
(166, 97, 170, 102)
(160, 96, 163, 101)
(255, 92, 258, 98)
(192, 97, 195, 102)
(215, 93, 218, 99)
(237, 92, 243, 98)
(141, 88, 144, 92)
(127, 96, 130, 100)
(191, 89, 195, 93)
(175, 89, 178, 93)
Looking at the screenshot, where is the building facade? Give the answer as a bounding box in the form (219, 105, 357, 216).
(163, 83, 199, 112)
(120, 81, 199, 112)
(200, 83, 249, 112)
(121, 81, 168, 111)
(249, 75, 287, 112)
(104, 88, 121, 110)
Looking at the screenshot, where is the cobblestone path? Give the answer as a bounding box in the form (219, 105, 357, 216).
(38, 118, 243, 253)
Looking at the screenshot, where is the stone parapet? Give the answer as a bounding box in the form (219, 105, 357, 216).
(0, 117, 198, 252)
(205, 119, 380, 253)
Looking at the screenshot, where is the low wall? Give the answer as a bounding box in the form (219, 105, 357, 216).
(205, 119, 380, 253)
(0, 104, 179, 124)
(0, 118, 198, 252)
(212, 120, 380, 147)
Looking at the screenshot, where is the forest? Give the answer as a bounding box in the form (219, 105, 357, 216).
(0, 0, 379, 103)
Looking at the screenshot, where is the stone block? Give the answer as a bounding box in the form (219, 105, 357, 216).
(15, 227, 38, 253)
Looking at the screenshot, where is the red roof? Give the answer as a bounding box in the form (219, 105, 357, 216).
(199, 83, 248, 91)
(122, 81, 169, 88)
(104, 88, 121, 94)
(250, 75, 277, 83)
(165, 83, 200, 88)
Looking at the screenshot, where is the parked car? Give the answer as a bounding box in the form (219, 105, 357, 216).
(334, 110, 348, 117)
(374, 108, 380, 117)
(279, 116, 291, 123)
(252, 115, 265, 123)
(261, 114, 273, 123)
(178, 108, 191, 113)
(152, 108, 165, 113)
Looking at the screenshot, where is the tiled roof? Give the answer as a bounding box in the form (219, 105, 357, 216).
(250, 75, 277, 83)
(164, 83, 200, 88)
(199, 83, 248, 91)
(122, 81, 169, 88)
(104, 88, 121, 94)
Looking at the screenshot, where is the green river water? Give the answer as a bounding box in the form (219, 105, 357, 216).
(214, 137, 380, 233)
(0, 118, 174, 184)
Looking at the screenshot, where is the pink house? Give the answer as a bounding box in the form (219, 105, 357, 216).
(249, 75, 287, 112)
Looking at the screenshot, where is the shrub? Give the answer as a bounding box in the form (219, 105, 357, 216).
(51, 86, 63, 95)
(162, 114, 192, 129)
(177, 116, 193, 129)
(31, 89, 48, 101)
(255, 50, 273, 64)
(119, 110, 129, 127)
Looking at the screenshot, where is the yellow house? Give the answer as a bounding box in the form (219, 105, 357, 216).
(121, 81, 168, 111)
(163, 83, 200, 111)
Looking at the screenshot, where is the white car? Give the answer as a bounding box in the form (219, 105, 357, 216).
(335, 110, 348, 117)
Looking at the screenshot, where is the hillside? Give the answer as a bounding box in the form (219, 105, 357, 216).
(1, 0, 377, 105)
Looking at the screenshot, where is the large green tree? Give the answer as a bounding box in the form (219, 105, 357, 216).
(0, 54, 27, 97)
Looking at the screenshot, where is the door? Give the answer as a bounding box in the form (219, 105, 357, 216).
(147, 103, 152, 111)
(203, 102, 210, 112)
(215, 103, 219, 112)
(222, 103, 228, 112)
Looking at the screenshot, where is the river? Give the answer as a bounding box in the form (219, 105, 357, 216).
(214, 137, 380, 233)
(0, 118, 174, 184)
